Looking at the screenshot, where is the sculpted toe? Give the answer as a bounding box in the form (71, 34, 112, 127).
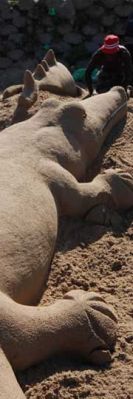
(64, 289, 106, 303)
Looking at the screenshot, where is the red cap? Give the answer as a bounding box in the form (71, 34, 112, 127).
(100, 34, 120, 54)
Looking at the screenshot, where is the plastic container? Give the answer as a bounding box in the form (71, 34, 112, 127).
(72, 68, 86, 82)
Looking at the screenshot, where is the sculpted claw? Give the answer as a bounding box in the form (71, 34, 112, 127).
(88, 349, 112, 366)
(41, 289, 117, 365)
(64, 289, 117, 323)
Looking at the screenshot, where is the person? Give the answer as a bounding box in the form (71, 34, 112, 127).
(85, 34, 133, 96)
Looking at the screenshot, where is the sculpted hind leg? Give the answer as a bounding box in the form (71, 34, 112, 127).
(1, 164, 131, 399)
(1, 168, 131, 397)
(0, 290, 117, 376)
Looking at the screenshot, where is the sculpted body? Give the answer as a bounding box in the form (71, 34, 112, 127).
(0, 82, 133, 398)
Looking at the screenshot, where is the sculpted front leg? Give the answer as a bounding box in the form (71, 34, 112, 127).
(47, 162, 133, 217)
(86, 169, 133, 223)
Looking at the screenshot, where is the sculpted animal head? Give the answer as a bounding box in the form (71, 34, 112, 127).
(34, 86, 127, 165)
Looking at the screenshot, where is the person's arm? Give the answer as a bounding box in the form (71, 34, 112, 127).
(121, 48, 133, 87)
(85, 50, 103, 95)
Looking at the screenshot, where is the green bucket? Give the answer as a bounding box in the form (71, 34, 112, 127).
(72, 68, 86, 82)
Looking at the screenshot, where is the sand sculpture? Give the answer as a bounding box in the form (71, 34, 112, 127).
(0, 50, 133, 398)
